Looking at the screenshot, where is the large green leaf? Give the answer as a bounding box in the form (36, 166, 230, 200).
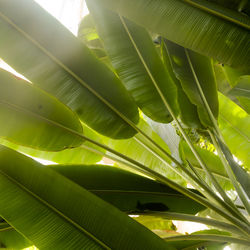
(164, 40, 218, 127)
(92, 0, 250, 69)
(161, 40, 202, 128)
(228, 75, 250, 114)
(51, 164, 205, 215)
(87, 1, 178, 123)
(0, 69, 83, 151)
(218, 93, 250, 169)
(0, 0, 139, 139)
(213, 63, 250, 113)
(0, 146, 174, 250)
(0, 123, 104, 165)
(0, 226, 32, 249)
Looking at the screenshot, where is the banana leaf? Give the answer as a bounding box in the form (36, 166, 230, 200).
(51, 164, 205, 215)
(228, 75, 250, 114)
(0, 69, 83, 151)
(161, 40, 202, 128)
(87, 1, 178, 123)
(0, 123, 104, 165)
(0, 227, 32, 249)
(164, 40, 218, 127)
(78, 14, 104, 50)
(91, 0, 250, 70)
(0, 0, 139, 139)
(213, 63, 250, 113)
(218, 93, 250, 169)
(0, 145, 174, 250)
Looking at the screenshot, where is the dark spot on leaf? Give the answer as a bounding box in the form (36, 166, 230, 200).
(0, 242, 6, 248)
(136, 201, 169, 212)
(38, 104, 43, 109)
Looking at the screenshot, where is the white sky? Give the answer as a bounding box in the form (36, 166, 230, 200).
(34, 0, 89, 35)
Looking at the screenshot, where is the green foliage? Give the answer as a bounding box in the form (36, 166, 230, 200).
(51, 164, 205, 215)
(0, 69, 83, 150)
(218, 93, 250, 168)
(0, 146, 173, 249)
(0, 0, 249, 249)
(0, 0, 139, 139)
(92, 0, 250, 69)
(87, 0, 178, 123)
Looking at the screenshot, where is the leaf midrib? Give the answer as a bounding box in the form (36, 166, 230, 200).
(0, 170, 110, 249)
(183, 0, 250, 30)
(90, 189, 186, 197)
(0, 100, 85, 148)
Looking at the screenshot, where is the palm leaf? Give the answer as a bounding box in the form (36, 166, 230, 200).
(0, 69, 82, 150)
(0, 0, 139, 139)
(0, 145, 174, 250)
(51, 164, 205, 215)
(87, 1, 178, 123)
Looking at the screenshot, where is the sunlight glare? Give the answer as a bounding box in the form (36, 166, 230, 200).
(34, 0, 88, 35)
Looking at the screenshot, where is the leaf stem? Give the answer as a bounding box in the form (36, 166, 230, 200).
(119, 15, 249, 230)
(5, 100, 250, 235)
(163, 234, 250, 246)
(132, 211, 241, 236)
(185, 50, 246, 216)
(209, 130, 250, 216)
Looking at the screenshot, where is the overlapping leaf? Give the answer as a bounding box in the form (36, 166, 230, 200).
(229, 76, 250, 114)
(51, 164, 205, 215)
(0, 123, 104, 164)
(91, 0, 250, 69)
(87, 0, 178, 123)
(161, 40, 202, 128)
(0, 146, 173, 250)
(164, 40, 218, 127)
(0, 0, 139, 139)
(0, 69, 83, 150)
(218, 93, 250, 169)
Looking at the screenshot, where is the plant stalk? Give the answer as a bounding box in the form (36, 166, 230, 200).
(164, 234, 250, 246)
(132, 211, 241, 236)
(209, 130, 250, 216)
